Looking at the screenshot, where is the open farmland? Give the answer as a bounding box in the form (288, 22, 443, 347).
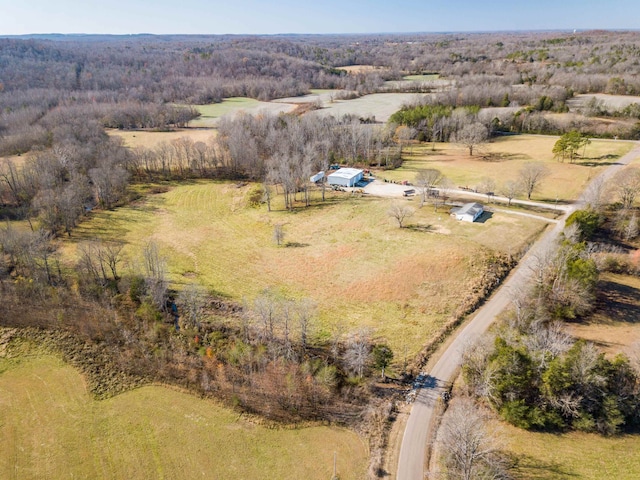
(568, 93, 640, 112)
(568, 272, 640, 356)
(107, 96, 299, 148)
(272, 89, 339, 105)
(498, 421, 640, 479)
(337, 65, 390, 74)
(380, 135, 635, 203)
(62, 182, 546, 359)
(310, 93, 427, 122)
(188, 98, 297, 128)
(109, 128, 216, 149)
(0, 349, 367, 480)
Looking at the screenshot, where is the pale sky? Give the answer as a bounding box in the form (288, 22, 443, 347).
(0, 0, 638, 35)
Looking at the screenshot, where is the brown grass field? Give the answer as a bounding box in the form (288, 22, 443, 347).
(498, 421, 640, 479)
(0, 349, 367, 480)
(60, 181, 547, 360)
(381, 135, 635, 203)
(109, 128, 216, 149)
(337, 65, 390, 74)
(568, 272, 640, 355)
(311, 93, 424, 123)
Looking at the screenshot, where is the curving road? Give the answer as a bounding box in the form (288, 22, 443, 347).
(396, 143, 640, 480)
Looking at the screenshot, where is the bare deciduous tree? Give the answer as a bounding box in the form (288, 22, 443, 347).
(415, 168, 443, 206)
(296, 298, 316, 352)
(435, 178, 454, 212)
(477, 177, 497, 202)
(610, 167, 640, 209)
(518, 162, 550, 200)
(177, 284, 206, 330)
(388, 202, 415, 228)
(273, 223, 285, 246)
(451, 122, 489, 156)
(625, 211, 639, 240)
(523, 321, 574, 370)
(461, 335, 498, 401)
(583, 175, 606, 210)
(438, 397, 508, 480)
(142, 240, 168, 309)
(254, 291, 278, 342)
(343, 328, 372, 379)
(501, 179, 522, 206)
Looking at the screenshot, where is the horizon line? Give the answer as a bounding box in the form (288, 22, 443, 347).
(2, 28, 639, 38)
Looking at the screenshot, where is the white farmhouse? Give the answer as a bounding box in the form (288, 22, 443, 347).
(327, 168, 364, 187)
(453, 202, 484, 222)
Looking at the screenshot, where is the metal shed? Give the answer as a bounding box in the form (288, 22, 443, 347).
(310, 171, 325, 183)
(453, 202, 484, 222)
(327, 168, 364, 187)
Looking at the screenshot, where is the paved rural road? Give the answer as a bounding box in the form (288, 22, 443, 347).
(396, 143, 640, 480)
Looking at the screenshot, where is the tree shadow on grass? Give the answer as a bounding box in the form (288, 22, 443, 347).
(479, 152, 524, 162)
(405, 223, 432, 232)
(285, 241, 309, 248)
(591, 279, 640, 325)
(576, 153, 621, 167)
(508, 452, 578, 480)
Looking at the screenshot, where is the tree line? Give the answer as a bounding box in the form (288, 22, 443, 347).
(461, 191, 640, 436)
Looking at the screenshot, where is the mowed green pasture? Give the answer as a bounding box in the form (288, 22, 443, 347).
(499, 421, 640, 479)
(381, 135, 635, 203)
(0, 352, 367, 480)
(188, 98, 296, 127)
(63, 182, 547, 358)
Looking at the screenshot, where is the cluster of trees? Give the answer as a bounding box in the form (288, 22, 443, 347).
(389, 104, 488, 146)
(461, 200, 640, 435)
(553, 130, 591, 163)
(0, 108, 403, 235)
(125, 112, 400, 192)
(464, 325, 639, 435)
(0, 116, 131, 234)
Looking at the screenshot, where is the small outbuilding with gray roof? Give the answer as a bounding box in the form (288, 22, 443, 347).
(453, 202, 484, 222)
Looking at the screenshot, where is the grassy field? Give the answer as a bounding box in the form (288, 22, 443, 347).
(109, 128, 216, 149)
(568, 93, 640, 111)
(568, 272, 640, 355)
(0, 350, 367, 480)
(188, 98, 296, 127)
(337, 65, 390, 74)
(380, 135, 635, 203)
(311, 93, 425, 122)
(61, 182, 546, 359)
(402, 74, 440, 81)
(499, 421, 640, 479)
